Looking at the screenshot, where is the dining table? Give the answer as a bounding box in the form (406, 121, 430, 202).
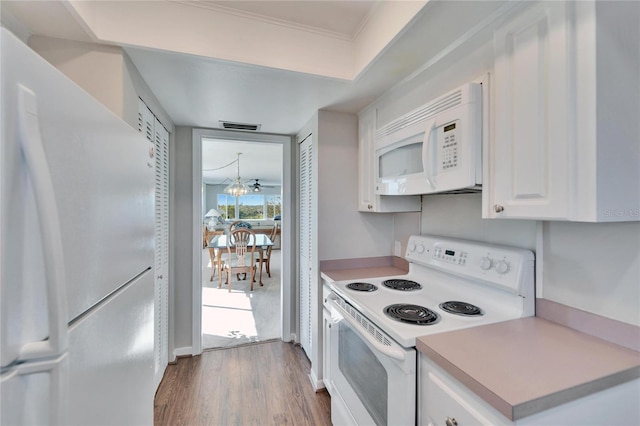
(207, 234, 274, 287)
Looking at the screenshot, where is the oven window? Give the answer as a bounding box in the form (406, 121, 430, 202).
(338, 322, 388, 426)
(379, 141, 423, 178)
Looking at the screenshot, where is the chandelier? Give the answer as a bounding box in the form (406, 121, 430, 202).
(224, 153, 250, 197)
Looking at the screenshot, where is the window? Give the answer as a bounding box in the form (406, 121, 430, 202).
(217, 194, 236, 220)
(238, 194, 263, 219)
(217, 193, 281, 220)
(267, 195, 281, 219)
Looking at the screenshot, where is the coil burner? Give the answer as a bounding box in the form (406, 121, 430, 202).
(439, 301, 483, 317)
(345, 282, 378, 292)
(382, 279, 422, 291)
(384, 304, 439, 325)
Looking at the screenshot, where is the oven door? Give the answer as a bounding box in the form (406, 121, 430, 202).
(328, 295, 416, 426)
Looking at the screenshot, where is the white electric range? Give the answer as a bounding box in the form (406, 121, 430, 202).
(325, 234, 535, 426)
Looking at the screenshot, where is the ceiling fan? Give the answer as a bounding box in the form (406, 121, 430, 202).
(252, 179, 261, 192)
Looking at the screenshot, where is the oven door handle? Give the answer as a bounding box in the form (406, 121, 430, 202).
(329, 298, 406, 361)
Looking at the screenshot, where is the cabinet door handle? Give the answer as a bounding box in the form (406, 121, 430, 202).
(367, 204, 373, 210)
(494, 204, 504, 213)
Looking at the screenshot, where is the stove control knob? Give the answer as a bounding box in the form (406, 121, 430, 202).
(479, 256, 493, 270)
(416, 244, 425, 254)
(495, 260, 511, 274)
(408, 242, 416, 252)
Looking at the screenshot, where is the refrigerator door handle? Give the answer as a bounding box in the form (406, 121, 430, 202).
(16, 85, 68, 359)
(1, 353, 68, 425)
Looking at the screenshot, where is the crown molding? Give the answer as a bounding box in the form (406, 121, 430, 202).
(170, 0, 357, 41)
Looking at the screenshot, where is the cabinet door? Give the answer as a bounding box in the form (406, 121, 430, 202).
(358, 108, 377, 212)
(322, 306, 332, 395)
(489, 1, 571, 220)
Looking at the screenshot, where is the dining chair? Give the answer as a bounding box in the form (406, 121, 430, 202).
(209, 247, 225, 281)
(221, 228, 258, 292)
(226, 221, 253, 281)
(256, 222, 279, 278)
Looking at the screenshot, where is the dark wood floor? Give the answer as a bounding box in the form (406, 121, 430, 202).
(154, 340, 332, 426)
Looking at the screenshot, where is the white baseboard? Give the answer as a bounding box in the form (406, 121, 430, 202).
(173, 346, 193, 358)
(308, 370, 325, 392)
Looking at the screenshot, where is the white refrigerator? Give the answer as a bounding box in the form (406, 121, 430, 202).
(0, 28, 156, 425)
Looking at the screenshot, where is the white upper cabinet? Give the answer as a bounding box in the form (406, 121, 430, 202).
(486, 1, 639, 222)
(358, 107, 421, 213)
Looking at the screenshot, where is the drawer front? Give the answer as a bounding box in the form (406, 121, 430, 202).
(420, 356, 510, 426)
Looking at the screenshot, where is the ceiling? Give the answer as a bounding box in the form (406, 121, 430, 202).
(207, 1, 378, 38)
(1, 0, 507, 185)
(202, 139, 282, 186)
(1, 0, 433, 133)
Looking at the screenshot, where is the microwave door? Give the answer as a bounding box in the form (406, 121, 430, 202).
(423, 120, 438, 192)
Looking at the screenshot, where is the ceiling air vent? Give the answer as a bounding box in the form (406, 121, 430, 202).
(219, 121, 261, 131)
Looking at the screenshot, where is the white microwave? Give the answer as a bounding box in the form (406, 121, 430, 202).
(375, 82, 482, 195)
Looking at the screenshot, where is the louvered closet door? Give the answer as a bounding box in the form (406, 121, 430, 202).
(138, 99, 169, 389)
(299, 136, 313, 357)
(138, 100, 154, 141)
(153, 118, 169, 389)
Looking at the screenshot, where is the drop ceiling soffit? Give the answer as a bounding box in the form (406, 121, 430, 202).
(63, 0, 426, 80)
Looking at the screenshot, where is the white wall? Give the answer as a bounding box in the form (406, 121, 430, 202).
(171, 126, 195, 351)
(27, 35, 174, 134)
(542, 222, 640, 325)
(420, 194, 537, 250)
(317, 110, 395, 261)
(28, 36, 126, 122)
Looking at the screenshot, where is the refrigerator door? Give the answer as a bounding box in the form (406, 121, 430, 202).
(1, 29, 154, 324)
(0, 353, 68, 425)
(67, 270, 154, 426)
(1, 34, 68, 368)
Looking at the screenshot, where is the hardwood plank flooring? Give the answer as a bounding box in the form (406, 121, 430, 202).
(154, 341, 332, 426)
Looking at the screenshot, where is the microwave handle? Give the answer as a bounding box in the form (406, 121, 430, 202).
(423, 121, 437, 189)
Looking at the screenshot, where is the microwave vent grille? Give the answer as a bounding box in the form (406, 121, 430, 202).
(376, 89, 463, 139)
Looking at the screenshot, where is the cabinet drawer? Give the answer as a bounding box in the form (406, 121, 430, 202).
(420, 356, 510, 426)
(423, 371, 508, 426)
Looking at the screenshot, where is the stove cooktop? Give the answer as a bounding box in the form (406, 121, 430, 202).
(327, 235, 535, 348)
(330, 273, 521, 348)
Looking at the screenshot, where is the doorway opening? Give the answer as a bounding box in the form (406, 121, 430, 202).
(191, 129, 293, 354)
